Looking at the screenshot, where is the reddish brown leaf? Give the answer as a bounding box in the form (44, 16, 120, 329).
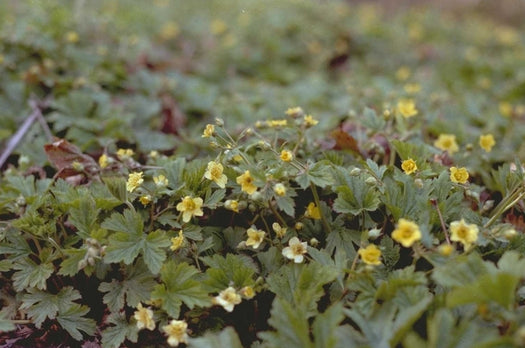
(44, 138, 99, 179)
(330, 128, 360, 153)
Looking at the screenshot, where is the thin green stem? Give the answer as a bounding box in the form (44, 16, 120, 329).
(484, 185, 525, 228)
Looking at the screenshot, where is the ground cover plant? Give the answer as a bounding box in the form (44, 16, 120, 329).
(1, 0, 525, 347)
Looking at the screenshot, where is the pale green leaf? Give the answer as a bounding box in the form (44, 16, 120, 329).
(12, 257, 54, 291)
(188, 327, 243, 348)
(56, 304, 96, 341)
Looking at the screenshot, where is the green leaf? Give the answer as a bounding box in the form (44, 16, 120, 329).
(204, 188, 225, 209)
(203, 253, 257, 291)
(101, 312, 139, 348)
(58, 248, 87, 276)
(102, 177, 128, 202)
(313, 303, 344, 348)
(432, 253, 492, 288)
(56, 304, 96, 341)
(0, 313, 15, 333)
(103, 210, 170, 274)
(295, 160, 333, 190)
(19, 287, 81, 328)
(258, 298, 313, 348)
(497, 250, 525, 278)
(188, 327, 243, 348)
(68, 195, 99, 239)
(333, 175, 380, 215)
(98, 261, 156, 312)
(266, 263, 337, 317)
(151, 261, 209, 318)
(165, 157, 186, 190)
(12, 257, 54, 291)
(276, 195, 295, 217)
(446, 273, 519, 309)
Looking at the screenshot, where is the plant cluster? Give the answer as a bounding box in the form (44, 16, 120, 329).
(1, 0, 525, 347)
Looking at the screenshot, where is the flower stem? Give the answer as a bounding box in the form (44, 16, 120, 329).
(310, 183, 332, 234)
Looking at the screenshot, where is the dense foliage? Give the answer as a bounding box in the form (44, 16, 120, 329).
(1, 0, 525, 347)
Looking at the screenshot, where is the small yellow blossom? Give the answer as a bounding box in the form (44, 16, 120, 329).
(134, 303, 155, 331)
(304, 115, 319, 127)
(149, 150, 159, 159)
(401, 158, 418, 175)
(392, 218, 421, 247)
(479, 134, 495, 153)
(202, 124, 215, 138)
(272, 222, 287, 238)
(358, 245, 382, 266)
(153, 174, 169, 187)
(126, 172, 144, 193)
(305, 202, 321, 220)
(282, 237, 308, 263)
(117, 148, 134, 161)
(396, 99, 418, 118)
(160, 22, 180, 40)
(162, 320, 188, 347)
(170, 230, 185, 251)
(295, 222, 304, 230)
(204, 161, 228, 188)
(280, 150, 293, 162)
(396, 66, 411, 81)
(450, 167, 469, 184)
(438, 244, 454, 256)
(236, 170, 257, 194)
(214, 287, 241, 312)
(285, 107, 304, 118)
(98, 154, 109, 169)
(434, 134, 459, 154)
(450, 219, 479, 250)
(65, 31, 79, 43)
(140, 195, 152, 206)
(240, 286, 255, 299)
(232, 154, 243, 163)
(273, 183, 286, 197)
(266, 119, 288, 127)
(210, 19, 227, 35)
(246, 227, 265, 249)
(224, 199, 239, 213)
(499, 102, 513, 117)
(404, 83, 421, 94)
(176, 196, 204, 223)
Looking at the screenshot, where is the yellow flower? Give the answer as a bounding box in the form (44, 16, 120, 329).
(204, 161, 228, 188)
(153, 174, 169, 187)
(392, 218, 422, 247)
(134, 303, 155, 331)
(285, 107, 304, 118)
(499, 102, 513, 117)
(224, 199, 239, 213)
(305, 202, 321, 220)
(240, 286, 255, 299)
(450, 167, 469, 184)
(401, 158, 418, 175)
(358, 245, 382, 266)
(140, 195, 152, 206)
(273, 183, 286, 196)
(438, 244, 454, 256)
(434, 134, 459, 154)
(202, 124, 215, 138)
(246, 227, 265, 249)
(170, 230, 185, 251)
(65, 31, 79, 43)
(236, 170, 257, 194)
(162, 320, 188, 347)
(304, 115, 319, 127)
(479, 134, 495, 153)
(210, 19, 227, 35)
(396, 99, 418, 118)
(98, 154, 109, 169)
(404, 83, 421, 94)
(282, 237, 308, 263)
(214, 287, 241, 312)
(396, 66, 411, 81)
(117, 148, 134, 161)
(126, 172, 144, 193)
(266, 119, 288, 127)
(160, 22, 180, 40)
(176, 196, 204, 223)
(280, 150, 293, 162)
(272, 222, 287, 238)
(450, 219, 479, 250)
